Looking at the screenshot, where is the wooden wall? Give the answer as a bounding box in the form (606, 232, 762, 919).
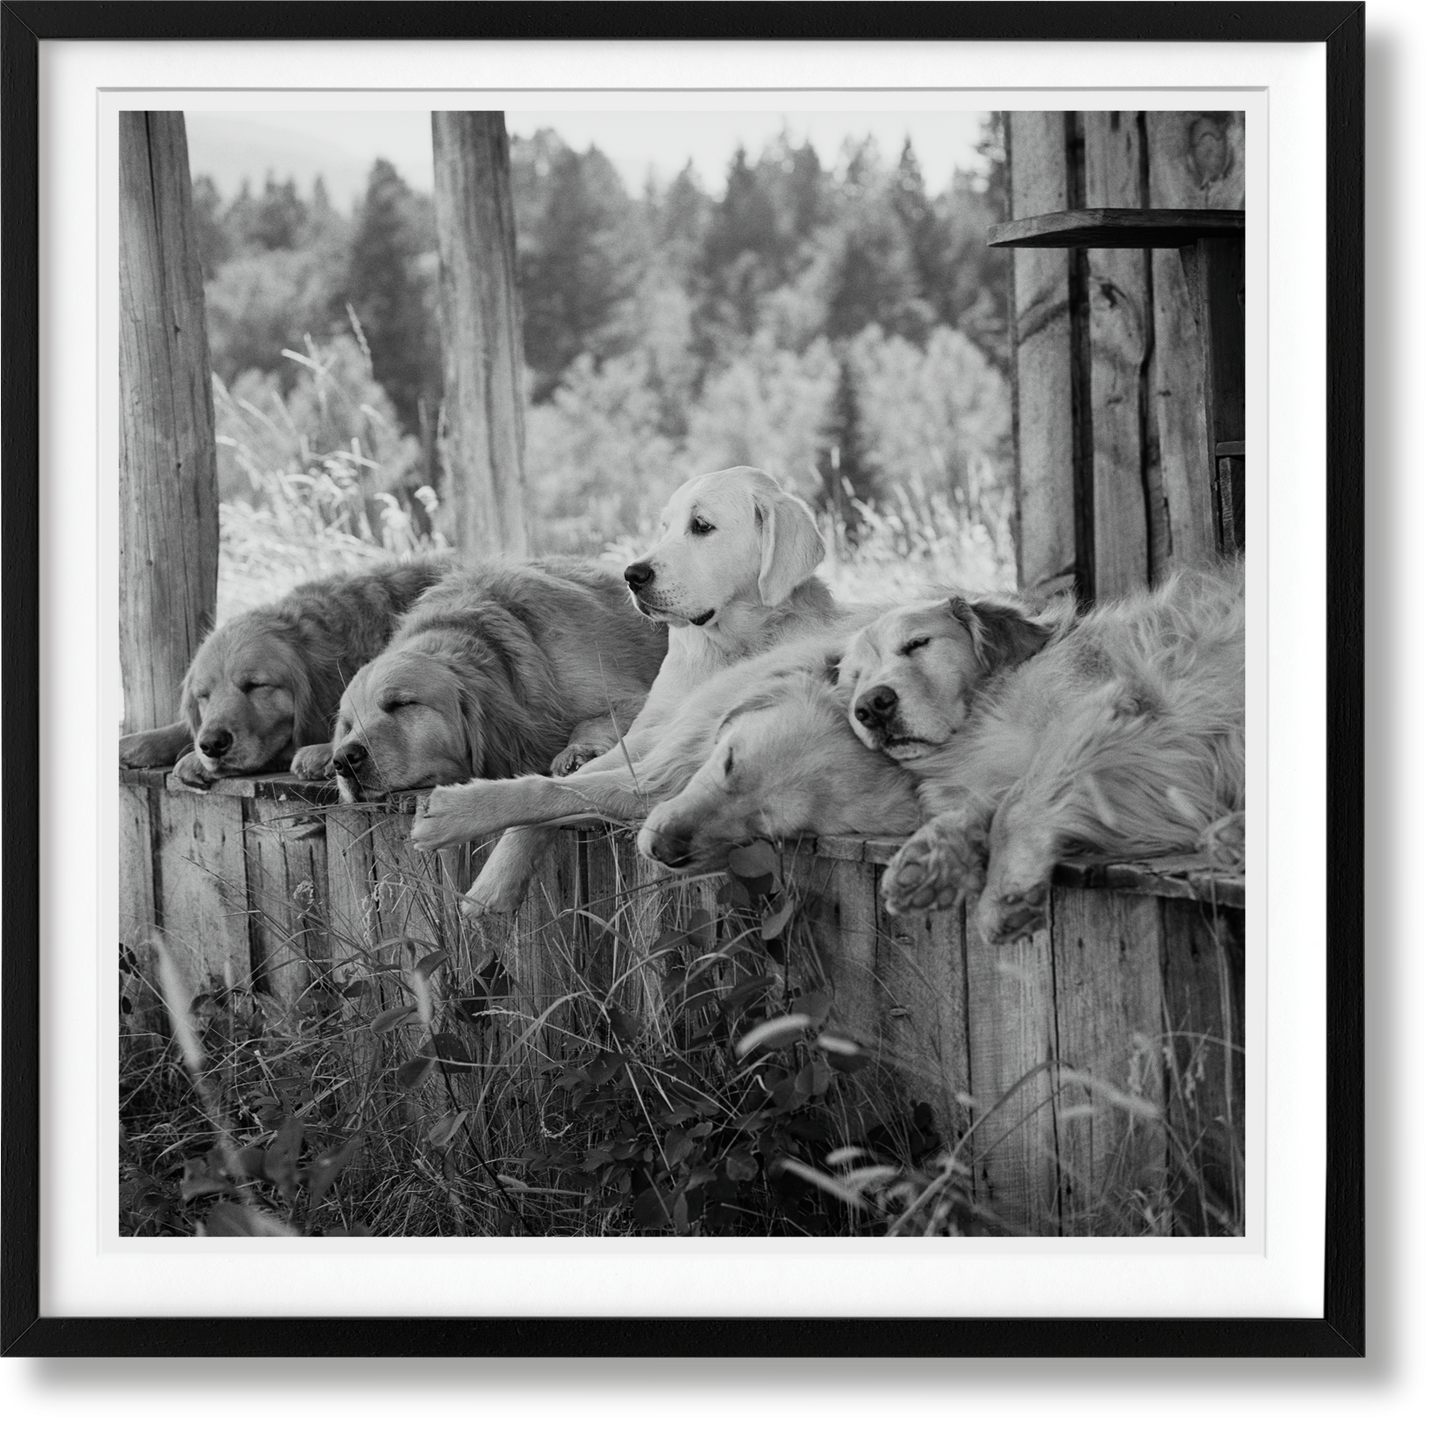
(121, 771, 1244, 1237)
(1005, 111, 1245, 602)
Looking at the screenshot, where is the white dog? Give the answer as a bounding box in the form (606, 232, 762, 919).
(416, 467, 839, 906)
(839, 563, 1244, 944)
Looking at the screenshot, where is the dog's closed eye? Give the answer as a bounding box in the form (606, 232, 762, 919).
(900, 637, 932, 656)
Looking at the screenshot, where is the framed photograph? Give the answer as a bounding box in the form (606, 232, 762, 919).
(2, 3, 1363, 1357)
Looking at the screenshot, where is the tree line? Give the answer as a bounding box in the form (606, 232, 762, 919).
(196, 120, 1014, 561)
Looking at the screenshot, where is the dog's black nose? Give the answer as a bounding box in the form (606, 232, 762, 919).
(623, 561, 654, 592)
(331, 743, 365, 776)
(648, 826, 693, 868)
(853, 686, 898, 729)
(198, 730, 232, 759)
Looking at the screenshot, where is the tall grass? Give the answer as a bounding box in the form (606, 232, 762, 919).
(121, 812, 1240, 1239)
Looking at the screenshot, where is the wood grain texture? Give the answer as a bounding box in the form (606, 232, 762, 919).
(1007, 112, 1077, 594)
(431, 112, 529, 558)
(1082, 113, 1152, 599)
(1161, 900, 1245, 1233)
(153, 788, 249, 988)
(989, 207, 1243, 248)
(964, 903, 1060, 1234)
(119, 784, 157, 952)
(1050, 888, 1168, 1235)
(243, 795, 331, 1005)
(119, 112, 218, 733)
(1143, 113, 1246, 211)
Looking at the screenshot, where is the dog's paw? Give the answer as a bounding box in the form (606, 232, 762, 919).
(462, 856, 532, 916)
(880, 815, 987, 915)
(975, 879, 1052, 946)
(1200, 810, 1245, 871)
(289, 743, 334, 781)
(410, 783, 483, 851)
(120, 729, 186, 770)
(172, 751, 216, 789)
(549, 742, 605, 777)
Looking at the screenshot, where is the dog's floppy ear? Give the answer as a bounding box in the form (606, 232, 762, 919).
(456, 666, 538, 779)
(947, 595, 1057, 673)
(756, 488, 825, 606)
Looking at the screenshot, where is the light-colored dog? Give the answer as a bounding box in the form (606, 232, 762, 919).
(411, 467, 840, 899)
(329, 559, 667, 801)
(637, 664, 921, 873)
(840, 563, 1244, 944)
(412, 625, 905, 862)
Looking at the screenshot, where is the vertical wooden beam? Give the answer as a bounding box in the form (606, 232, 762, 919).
(1081, 112, 1152, 599)
(430, 112, 529, 558)
(119, 112, 218, 732)
(1144, 112, 1246, 568)
(1007, 113, 1078, 597)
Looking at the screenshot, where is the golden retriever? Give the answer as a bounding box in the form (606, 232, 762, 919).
(839, 563, 1244, 943)
(330, 558, 668, 801)
(117, 558, 453, 786)
(636, 665, 921, 873)
(421, 467, 840, 909)
(410, 624, 894, 857)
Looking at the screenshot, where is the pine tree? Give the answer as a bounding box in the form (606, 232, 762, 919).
(344, 158, 441, 434)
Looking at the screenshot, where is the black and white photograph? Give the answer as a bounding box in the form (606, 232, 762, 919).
(115, 104, 1248, 1243)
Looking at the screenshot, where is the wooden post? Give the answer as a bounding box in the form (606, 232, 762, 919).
(1081, 113, 1154, 600)
(119, 111, 218, 733)
(1006, 113, 1077, 598)
(430, 112, 529, 558)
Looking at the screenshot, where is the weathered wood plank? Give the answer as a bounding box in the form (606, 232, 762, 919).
(964, 903, 1060, 1233)
(119, 112, 218, 733)
(1050, 888, 1168, 1235)
(1150, 246, 1217, 571)
(153, 788, 249, 989)
(119, 784, 157, 952)
(1161, 900, 1245, 1234)
(243, 795, 331, 1006)
(1007, 112, 1077, 595)
(1143, 113, 1246, 211)
(873, 900, 969, 1148)
(1082, 113, 1152, 599)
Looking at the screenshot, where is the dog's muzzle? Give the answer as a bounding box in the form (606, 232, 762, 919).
(642, 825, 694, 869)
(623, 561, 654, 592)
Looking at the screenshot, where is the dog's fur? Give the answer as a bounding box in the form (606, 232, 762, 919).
(412, 624, 896, 857)
(637, 664, 921, 873)
(330, 558, 669, 801)
(118, 558, 454, 786)
(840, 563, 1245, 944)
(418, 467, 841, 910)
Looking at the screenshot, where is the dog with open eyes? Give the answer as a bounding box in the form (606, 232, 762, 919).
(838, 563, 1244, 944)
(409, 466, 842, 905)
(118, 557, 454, 787)
(329, 558, 669, 801)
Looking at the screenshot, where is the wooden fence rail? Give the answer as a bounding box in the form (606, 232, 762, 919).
(121, 770, 1244, 1237)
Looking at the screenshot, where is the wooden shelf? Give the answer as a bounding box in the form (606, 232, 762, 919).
(988, 207, 1245, 250)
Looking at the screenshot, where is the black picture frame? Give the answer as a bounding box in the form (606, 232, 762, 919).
(0, 1, 1365, 1359)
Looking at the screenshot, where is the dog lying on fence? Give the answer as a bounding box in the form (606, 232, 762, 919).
(118, 557, 454, 786)
(329, 558, 669, 801)
(421, 466, 841, 910)
(411, 623, 911, 861)
(838, 562, 1245, 944)
(636, 659, 922, 873)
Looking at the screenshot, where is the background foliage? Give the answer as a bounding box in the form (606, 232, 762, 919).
(199, 118, 1017, 603)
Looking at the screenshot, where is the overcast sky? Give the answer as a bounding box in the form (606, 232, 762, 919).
(184, 110, 990, 206)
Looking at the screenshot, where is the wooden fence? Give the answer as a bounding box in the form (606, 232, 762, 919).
(121, 769, 1244, 1236)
